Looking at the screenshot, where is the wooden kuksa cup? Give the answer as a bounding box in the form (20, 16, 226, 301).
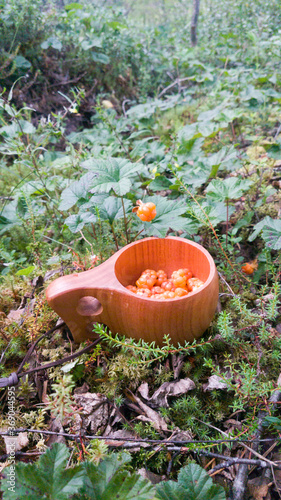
(46, 237, 219, 346)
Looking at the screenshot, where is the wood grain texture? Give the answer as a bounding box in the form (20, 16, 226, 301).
(45, 237, 219, 346)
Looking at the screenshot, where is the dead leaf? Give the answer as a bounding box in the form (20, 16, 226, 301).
(138, 378, 195, 408)
(171, 354, 185, 379)
(47, 418, 66, 446)
(151, 378, 195, 407)
(247, 476, 272, 500)
(138, 468, 164, 484)
(74, 382, 90, 395)
(138, 382, 149, 399)
(7, 299, 35, 325)
(2, 429, 28, 453)
(224, 419, 243, 431)
(7, 308, 25, 323)
(130, 392, 169, 432)
(203, 375, 228, 391)
(74, 392, 109, 434)
(172, 429, 193, 441)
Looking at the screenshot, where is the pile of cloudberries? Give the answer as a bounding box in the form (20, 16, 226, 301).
(126, 268, 204, 300)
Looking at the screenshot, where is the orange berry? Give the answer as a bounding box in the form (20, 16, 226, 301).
(163, 291, 176, 299)
(131, 266, 204, 299)
(161, 280, 175, 292)
(136, 202, 157, 222)
(187, 278, 204, 292)
(136, 288, 152, 298)
(151, 286, 164, 295)
(172, 273, 187, 288)
(241, 260, 257, 275)
(179, 268, 193, 280)
(155, 270, 167, 285)
(136, 269, 157, 289)
(175, 288, 189, 297)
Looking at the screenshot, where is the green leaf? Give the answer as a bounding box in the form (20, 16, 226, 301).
(177, 123, 198, 142)
(81, 157, 141, 196)
(91, 52, 110, 65)
(197, 104, 224, 122)
(206, 177, 252, 202)
(179, 164, 210, 189)
(0, 199, 21, 234)
(138, 196, 195, 238)
(197, 121, 219, 137)
(65, 2, 83, 10)
(149, 175, 173, 191)
(248, 216, 275, 242)
(81, 37, 102, 50)
(99, 196, 131, 224)
(41, 36, 62, 51)
(240, 85, 265, 103)
(1, 443, 85, 500)
(188, 201, 234, 227)
(59, 172, 95, 210)
(64, 212, 97, 233)
(156, 463, 226, 500)
(107, 21, 128, 30)
(14, 55, 31, 70)
(262, 219, 281, 250)
(80, 453, 155, 499)
(16, 265, 36, 276)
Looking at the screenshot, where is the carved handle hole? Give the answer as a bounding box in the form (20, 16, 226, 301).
(76, 296, 103, 316)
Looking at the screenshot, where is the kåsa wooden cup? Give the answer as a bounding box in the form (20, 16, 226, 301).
(46, 236, 219, 346)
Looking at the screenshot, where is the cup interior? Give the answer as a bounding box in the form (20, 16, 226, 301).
(114, 237, 214, 289)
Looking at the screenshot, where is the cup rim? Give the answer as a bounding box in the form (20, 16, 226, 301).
(114, 236, 217, 301)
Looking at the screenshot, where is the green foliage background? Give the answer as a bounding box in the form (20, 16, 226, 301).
(0, 0, 281, 497)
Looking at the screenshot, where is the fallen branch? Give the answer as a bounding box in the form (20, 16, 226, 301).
(233, 373, 281, 500)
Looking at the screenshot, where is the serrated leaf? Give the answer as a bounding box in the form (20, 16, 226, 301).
(138, 196, 195, 238)
(41, 36, 62, 51)
(262, 219, 281, 250)
(156, 463, 226, 500)
(1, 443, 84, 500)
(80, 454, 155, 499)
(99, 196, 131, 224)
(81, 157, 140, 196)
(177, 123, 198, 142)
(180, 164, 210, 189)
(197, 121, 219, 137)
(206, 177, 252, 201)
(59, 172, 95, 210)
(248, 216, 275, 242)
(240, 85, 265, 103)
(188, 201, 234, 227)
(149, 175, 172, 191)
(197, 104, 224, 122)
(64, 212, 97, 233)
(155, 480, 186, 500)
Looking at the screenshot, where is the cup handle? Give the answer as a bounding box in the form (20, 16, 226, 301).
(46, 253, 122, 342)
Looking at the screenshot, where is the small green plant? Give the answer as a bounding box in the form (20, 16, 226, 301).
(1, 442, 226, 499)
(46, 374, 75, 424)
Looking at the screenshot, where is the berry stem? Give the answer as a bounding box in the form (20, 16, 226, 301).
(121, 196, 130, 244)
